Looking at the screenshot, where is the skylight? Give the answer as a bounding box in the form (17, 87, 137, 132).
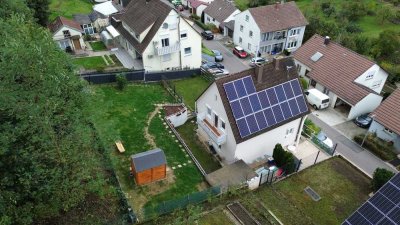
(310, 52, 323, 62)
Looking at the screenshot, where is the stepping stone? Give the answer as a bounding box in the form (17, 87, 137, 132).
(165, 126, 169, 129)
(169, 131, 172, 133)
(171, 135, 175, 137)
(182, 149, 185, 152)
(163, 122, 166, 125)
(175, 140, 179, 142)
(179, 145, 182, 147)
(185, 154, 189, 157)
(172, 167, 176, 170)
(188, 160, 192, 163)
(178, 164, 182, 168)
(158, 111, 161, 114)
(183, 163, 187, 166)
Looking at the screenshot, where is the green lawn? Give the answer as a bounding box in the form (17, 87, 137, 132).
(90, 41, 107, 51)
(198, 209, 233, 225)
(176, 119, 221, 174)
(89, 84, 204, 220)
(202, 46, 215, 57)
(110, 54, 123, 67)
(244, 157, 371, 225)
(172, 76, 211, 109)
(73, 56, 106, 71)
(50, 0, 93, 20)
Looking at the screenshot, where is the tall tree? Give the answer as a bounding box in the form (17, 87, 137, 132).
(26, 0, 50, 26)
(0, 15, 105, 224)
(0, 0, 31, 19)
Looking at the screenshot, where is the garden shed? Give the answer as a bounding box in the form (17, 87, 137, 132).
(130, 148, 167, 185)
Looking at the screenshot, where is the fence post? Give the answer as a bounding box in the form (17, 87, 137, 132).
(296, 159, 302, 172)
(314, 151, 320, 165)
(332, 143, 338, 155)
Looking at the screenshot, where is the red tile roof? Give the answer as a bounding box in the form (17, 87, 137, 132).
(48, 16, 83, 33)
(189, 0, 208, 8)
(249, 1, 308, 33)
(293, 34, 377, 105)
(373, 89, 400, 135)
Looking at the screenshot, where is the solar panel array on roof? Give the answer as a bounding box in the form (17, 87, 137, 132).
(342, 173, 400, 225)
(223, 76, 308, 138)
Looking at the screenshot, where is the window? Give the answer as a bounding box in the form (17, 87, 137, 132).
(245, 15, 249, 21)
(239, 37, 242, 44)
(371, 80, 382, 89)
(287, 41, 298, 48)
(249, 31, 253, 38)
(221, 119, 226, 130)
(290, 28, 300, 36)
(384, 128, 394, 134)
(248, 43, 251, 50)
(240, 25, 243, 32)
(297, 64, 301, 73)
(161, 38, 169, 47)
(207, 105, 211, 116)
(63, 30, 71, 38)
(180, 32, 187, 39)
(83, 24, 94, 35)
(207, 17, 210, 22)
(162, 23, 168, 29)
(286, 128, 294, 135)
(162, 54, 171, 62)
(365, 72, 374, 80)
(213, 18, 215, 22)
(184, 47, 191, 55)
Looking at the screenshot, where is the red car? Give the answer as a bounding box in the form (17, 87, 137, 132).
(233, 46, 248, 58)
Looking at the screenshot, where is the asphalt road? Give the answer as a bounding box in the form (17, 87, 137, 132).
(308, 114, 397, 177)
(202, 39, 250, 74)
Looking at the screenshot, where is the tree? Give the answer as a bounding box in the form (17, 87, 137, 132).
(116, 74, 128, 90)
(0, 0, 31, 19)
(26, 0, 50, 26)
(371, 168, 395, 192)
(376, 4, 395, 24)
(272, 144, 296, 174)
(0, 15, 105, 224)
(373, 30, 400, 60)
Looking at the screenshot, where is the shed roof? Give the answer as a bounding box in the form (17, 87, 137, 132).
(93, 1, 119, 16)
(48, 16, 83, 33)
(204, 0, 238, 24)
(373, 89, 400, 135)
(293, 34, 378, 105)
(131, 148, 167, 172)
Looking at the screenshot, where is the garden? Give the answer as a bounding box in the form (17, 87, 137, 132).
(49, 0, 93, 20)
(72, 54, 123, 72)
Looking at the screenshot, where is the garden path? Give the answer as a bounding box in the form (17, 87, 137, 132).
(144, 105, 162, 149)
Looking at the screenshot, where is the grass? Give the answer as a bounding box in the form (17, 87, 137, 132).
(198, 209, 233, 224)
(176, 119, 221, 174)
(110, 54, 123, 67)
(172, 76, 211, 109)
(73, 56, 106, 71)
(90, 41, 107, 51)
(49, 0, 93, 20)
(202, 45, 215, 57)
(244, 157, 371, 225)
(89, 84, 204, 220)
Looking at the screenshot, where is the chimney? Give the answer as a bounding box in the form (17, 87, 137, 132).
(275, 2, 279, 9)
(324, 36, 330, 45)
(273, 58, 280, 70)
(255, 64, 264, 84)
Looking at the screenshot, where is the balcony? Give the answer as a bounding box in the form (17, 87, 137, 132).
(154, 42, 180, 56)
(197, 112, 227, 145)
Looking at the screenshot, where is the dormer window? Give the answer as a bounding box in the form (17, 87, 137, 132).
(162, 23, 168, 29)
(365, 72, 374, 80)
(245, 15, 249, 21)
(63, 30, 71, 38)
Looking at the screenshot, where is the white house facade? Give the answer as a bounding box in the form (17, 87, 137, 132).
(111, 0, 201, 71)
(233, 2, 307, 56)
(48, 16, 86, 51)
(196, 58, 309, 164)
(203, 0, 240, 30)
(294, 35, 388, 120)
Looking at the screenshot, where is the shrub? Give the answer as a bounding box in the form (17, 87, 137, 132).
(116, 74, 128, 90)
(273, 144, 296, 174)
(190, 14, 200, 20)
(371, 168, 395, 192)
(353, 134, 397, 161)
(303, 118, 321, 137)
(299, 77, 309, 90)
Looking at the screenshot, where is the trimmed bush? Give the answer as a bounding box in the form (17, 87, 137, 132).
(354, 134, 397, 161)
(116, 74, 128, 90)
(371, 168, 395, 192)
(299, 77, 309, 90)
(273, 144, 296, 174)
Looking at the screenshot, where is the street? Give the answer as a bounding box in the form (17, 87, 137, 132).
(308, 114, 397, 177)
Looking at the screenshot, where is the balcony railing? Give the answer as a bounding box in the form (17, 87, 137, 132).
(154, 42, 180, 56)
(197, 112, 227, 145)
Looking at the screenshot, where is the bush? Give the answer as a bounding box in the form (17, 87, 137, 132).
(116, 74, 128, 90)
(273, 144, 296, 174)
(299, 77, 309, 90)
(303, 118, 321, 137)
(353, 134, 397, 161)
(190, 14, 200, 20)
(371, 168, 395, 192)
(194, 19, 208, 30)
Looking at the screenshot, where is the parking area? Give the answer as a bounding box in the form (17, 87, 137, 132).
(311, 108, 347, 126)
(333, 121, 367, 140)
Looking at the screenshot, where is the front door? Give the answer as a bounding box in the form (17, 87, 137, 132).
(73, 38, 82, 50)
(214, 114, 218, 127)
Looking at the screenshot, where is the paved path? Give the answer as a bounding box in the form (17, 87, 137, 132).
(308, 114, 397, 177)
(202, 39, 250, 74)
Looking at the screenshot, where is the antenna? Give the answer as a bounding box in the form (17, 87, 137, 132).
(286, 65, 293, 79)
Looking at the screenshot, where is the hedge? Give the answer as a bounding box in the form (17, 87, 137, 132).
(354, 134, 397, 161)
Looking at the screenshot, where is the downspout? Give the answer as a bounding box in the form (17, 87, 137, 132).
(177, 13, 183, 69)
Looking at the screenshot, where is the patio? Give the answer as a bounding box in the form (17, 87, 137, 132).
(293, 137, 331, 171)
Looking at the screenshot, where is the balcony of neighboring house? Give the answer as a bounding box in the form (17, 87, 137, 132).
(197, 112, 227, 145)
(260, 30, 287, 45)
(153, 41, 180, 56)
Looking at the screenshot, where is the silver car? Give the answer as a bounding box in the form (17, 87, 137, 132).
(212, 50, 223, 62)
(250, 57, 267, 67)
(316, 132, 333, 148)
(207, 68, 229, 76)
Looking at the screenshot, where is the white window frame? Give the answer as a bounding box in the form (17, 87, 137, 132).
(245, 15, 249, 22)
(220, 118, 226, 130)
(184, 47, 191, 56)
(180, 31, 188, 39)
(384, 127, 394, 134)
(240, 25, 243, 32)
(249, 31, 253, 38)
(371, 79, 382, 89)
(365, 72, 374, 80)
(206, 105, 212, 118)
(239, 37, 242, 44)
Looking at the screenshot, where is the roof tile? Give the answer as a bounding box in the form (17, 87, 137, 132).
(373, 89, 400, 135)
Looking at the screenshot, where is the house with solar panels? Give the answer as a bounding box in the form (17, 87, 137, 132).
(196, 57, 310, 164)
(293, 34, 388, 120)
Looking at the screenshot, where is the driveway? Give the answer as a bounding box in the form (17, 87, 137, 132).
(202, 39, 250, 74)
(308, 114, 397, 177)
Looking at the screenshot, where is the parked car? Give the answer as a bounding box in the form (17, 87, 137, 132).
(233, 46, 248, 58)
(315, 131, 333, 148)
(304, 89, 330, 110)
(201, 30, 214, 40)
(201, 62, 224, 70)
(208, 68, 229, 76)
(249, 57, 266, 67)
(212, 50, 223, 62)
(354, 113, 373, 128)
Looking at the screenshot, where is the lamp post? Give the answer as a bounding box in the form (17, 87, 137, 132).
(361, 114, 375, 147)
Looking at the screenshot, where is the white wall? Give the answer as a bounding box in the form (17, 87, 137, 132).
(354, 64, 388, 94)
(233, 10, 260, 54)
(167, 110, 188, 127)
(294, 60, 312, 77)
(141, 10, 201, 71)
(369, 121, 400, 152)
(204, 13, 220, 28)
(348, 93, 383, 120)
(196, 5, 207, 18)
(285, 26, 306, 52)
(235, 118, 302, 164)
(224, 9, 241, 23)
(53, 26, 85, 50)
(196, 83, 238, 163)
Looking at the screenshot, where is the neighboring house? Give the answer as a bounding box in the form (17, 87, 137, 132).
(73, 14, 95, 35)
(293, 34, 388, 120)
(111, 0, 202, 71)
(93, 1, 119, 16)
(88, 10, 110, 32)
(369, 89, 400, 151)
(188, 0, 208, 18)
(203, 0, 240, 31)
(196, 57, 310, 164)
(48, 16, 86, 51)
(233, 1, 307, 56)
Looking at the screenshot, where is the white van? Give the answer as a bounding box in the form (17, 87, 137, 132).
(304, 89, 330, 109)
